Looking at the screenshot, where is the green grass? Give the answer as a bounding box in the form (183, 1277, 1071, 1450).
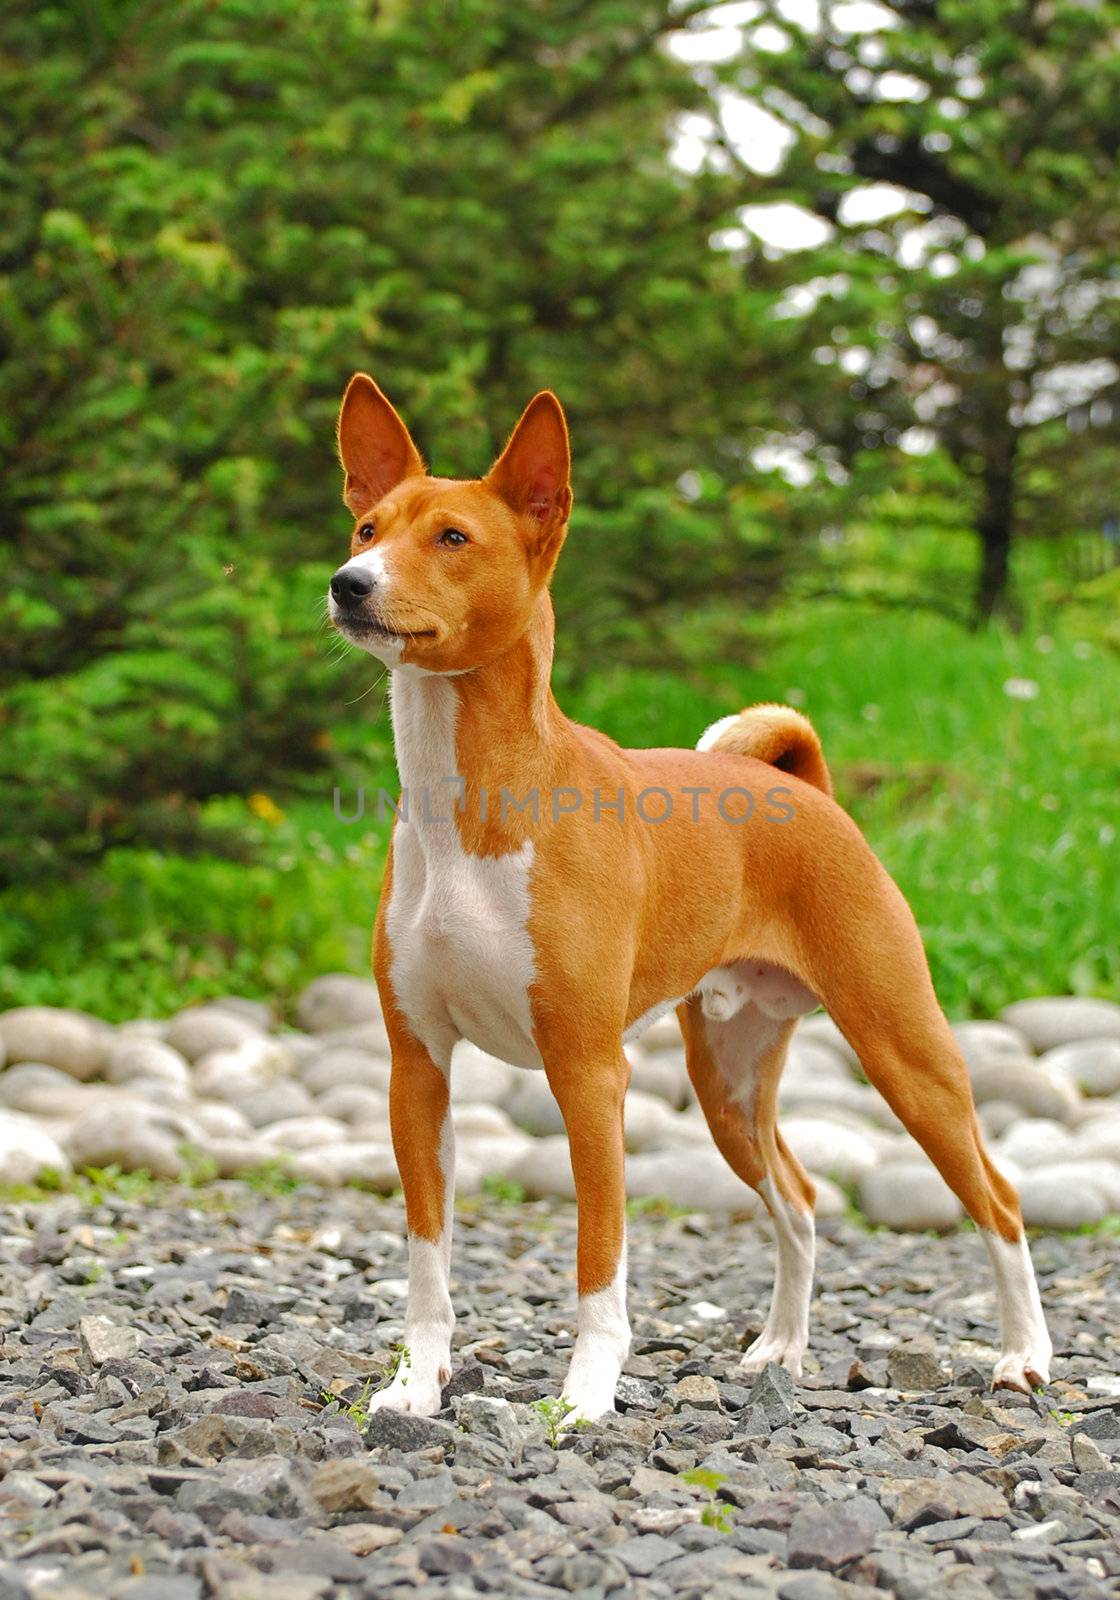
(1, 597, 1116, 1021)
(0, 1156, 304, 1210)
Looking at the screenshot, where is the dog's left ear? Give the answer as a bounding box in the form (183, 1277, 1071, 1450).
(338, 373, 426, 516)
(487, 392, 572, 544)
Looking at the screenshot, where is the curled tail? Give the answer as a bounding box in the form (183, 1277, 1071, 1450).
(696, 702, 832, 797)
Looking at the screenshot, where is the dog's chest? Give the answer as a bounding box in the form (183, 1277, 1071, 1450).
(386, 826, 541, 1069)
(382, 673, 542, 1071)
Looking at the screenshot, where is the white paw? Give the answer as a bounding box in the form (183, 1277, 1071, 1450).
(558, 1384, 616, 1428)
(739, 1333, 805, 1380)
(992, 1348, 1052, 1394)
(366, 1372, 444, 1417)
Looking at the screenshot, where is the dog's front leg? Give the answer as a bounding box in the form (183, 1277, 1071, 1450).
(369, 1032, 455, 1417)
(543, 1051, 631, 1424)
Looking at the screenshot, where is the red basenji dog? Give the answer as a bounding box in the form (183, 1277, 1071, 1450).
(328, 374, 1052, 1423)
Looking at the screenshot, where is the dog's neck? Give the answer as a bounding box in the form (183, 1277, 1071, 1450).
(388, 592, 568, 843)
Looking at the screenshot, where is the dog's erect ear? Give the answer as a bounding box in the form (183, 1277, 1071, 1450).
(487, 392, 572, 536)
(337, 373, 425, 515)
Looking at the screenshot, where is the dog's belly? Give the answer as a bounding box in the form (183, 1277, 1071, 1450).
(386, 827, 543, 1071)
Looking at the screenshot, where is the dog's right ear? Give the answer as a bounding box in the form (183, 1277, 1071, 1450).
(337, 374, 426, 515)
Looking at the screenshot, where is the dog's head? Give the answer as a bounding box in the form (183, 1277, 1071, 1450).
(328, 375, 572, 673)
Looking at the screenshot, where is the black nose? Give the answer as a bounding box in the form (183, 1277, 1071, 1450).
(330, 566, 375, 607)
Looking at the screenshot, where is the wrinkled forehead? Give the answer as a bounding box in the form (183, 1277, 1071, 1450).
(372, 475, 512, 535)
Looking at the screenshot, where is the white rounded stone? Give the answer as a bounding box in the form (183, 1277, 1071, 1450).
(451, 1103, 520, 1139)
(625, 1148, 762, 1214)
(1041, 1039, 1120, 1098)
(0, 1063, 90, 1115)
(625, 1047, 691, 1108)
(780, 1115, 879, 1185)
(296, 974, 382, 1035)
(624, 1090, 685, 1153)
(812, 1175, 847, 1218)
(505, 1075, 566, 1138)
(859, 1161, 963, 1232)
(192, 1037, 296, 1099)
(315, 1085, 389, 1126)
(105, 1038, 191, 1091)
(994, 1119, 1075, 1170)
(504, 1136, 577, 1201)
(1018, 1169, 1109, 1229)
(63, 1105, 184, 1179)
(288, 1141, 398, 1190)
(299, 1050, 391, 1098)
(969, 1059, 1082, 1124)
(0, 1112, 72, 1184)
(953, 1020, 1033, 1074)
(795, 1013, 860, 1071)
(633, 1013, 684, 1052)
(0, 1008, 108, 1080)
(232, 1081, 316, 1128)
(202, 1138, 291, 1179)
(208, 996, 275, 1030)
(190, 1103, 253, 1139)
(978, 1100, 1026, 1139)
(164, 1006, 262, 1063)
(1000, 997, 1120, 1053)
(258, 1115, 350, 1151)
(456, 1132, 535, 1187)
(450, 1043, 517, 1106)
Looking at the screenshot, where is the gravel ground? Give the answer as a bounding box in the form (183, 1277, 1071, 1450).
(1, 1185, 1118, 1600)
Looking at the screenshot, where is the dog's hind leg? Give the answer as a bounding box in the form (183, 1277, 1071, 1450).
(679, 996, 817, 1378)
(829, 987, 1052, 1391)
(790, 834, 1052, 1392)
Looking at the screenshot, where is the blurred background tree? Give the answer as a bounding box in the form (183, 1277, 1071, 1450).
(1, 0, 1116, 1015)
(690, 0, 1120, 620)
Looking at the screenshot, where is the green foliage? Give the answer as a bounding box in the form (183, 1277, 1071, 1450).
(0, 0, 796, 882)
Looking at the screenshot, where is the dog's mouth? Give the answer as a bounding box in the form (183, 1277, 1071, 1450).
(335, 612, 438, 645)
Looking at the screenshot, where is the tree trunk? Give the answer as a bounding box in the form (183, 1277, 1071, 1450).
(974, 432, 1019, 624)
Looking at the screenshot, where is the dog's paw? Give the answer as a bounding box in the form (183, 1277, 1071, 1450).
(366, 1374, 444, 1417)
(557, 1384, 616, 1429)
(739, 1333, 805, 1380)
(992, 1347, 1052, 1394)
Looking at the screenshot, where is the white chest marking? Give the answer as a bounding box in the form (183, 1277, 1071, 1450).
(384, 672, 541, 1070)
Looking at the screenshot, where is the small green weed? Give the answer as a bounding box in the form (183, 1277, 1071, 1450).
(481, 1175, 527, 1204)
(241, 1159, 301, 1196)
(680, 1467, 733, 1532)
(532, 1395, 590, 1447)
(625, 1195, 690, 1220)
(381, 1342, 411, 1389)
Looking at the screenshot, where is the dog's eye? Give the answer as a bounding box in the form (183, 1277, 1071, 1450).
(438, 528, 469, 548)
(357, 523, 375, 542)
